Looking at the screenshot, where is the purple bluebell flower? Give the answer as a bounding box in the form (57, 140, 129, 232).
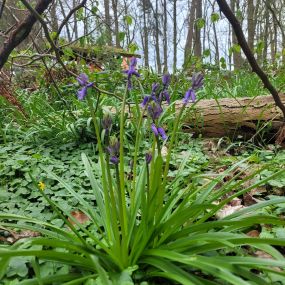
(145, 152, 152, 164)
(157, 127, 168, 141)
(77, 73, 89, 85)
(192, 73, 204, 90)
(123, 57, 140, 90)
(107, 137, 120, 164)
(183, 88, 196, 105)
(102, 113, 112, 131)
(151, 123, 167, 141)
(151, 83, 160, 94)
(141, 95, 151, 107)
(110, 156, 119, 165)
(151, 123, 159, 136)
(162, 73, 171, 87)
(159, 90, 170, 105)
(183, 73, 204, 105)
(77, 73, 94, 100)
(148, 102, 163, 120)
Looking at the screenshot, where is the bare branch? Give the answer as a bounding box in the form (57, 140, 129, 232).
(0, 0, 6, 18)
(55, 0, 87, 42)
(0, 0, 53, 70)
(20, 0, 74, 76)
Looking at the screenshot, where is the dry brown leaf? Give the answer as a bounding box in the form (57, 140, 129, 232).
(230, 197, 242, 206)
(216, 205, 245, 219)
(243, 193, 259, 206)
(69, 210, 90, 225)
(246, 230, 260, 237)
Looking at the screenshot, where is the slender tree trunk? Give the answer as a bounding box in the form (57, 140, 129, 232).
(154, 0, 161, 73)
(271, 22, 277, 64)
(73, 0, 78, 39)
(50, 0, 58, 32)
(59, 1, 72, 41)
(84, 3, 88, 37)
(184, 0, 196, 64)
(230, 0, 242, 69)
(142, 0, 149, 67)
(263, 7, 269, 66)
(194, 0, 202, 57)
(213, 21, 219, 64)
(210, 0, 219, 64)
(247, 0, 255, 51)
(173, 0, 177, 71)
(104, 0, 112, 45)
(163, 0, 168, 72)
(112, 0, 120, 47)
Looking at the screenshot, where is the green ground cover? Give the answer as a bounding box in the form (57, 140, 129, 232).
(1, 67, 285, 284)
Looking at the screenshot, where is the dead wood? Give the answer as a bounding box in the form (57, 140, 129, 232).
(179, 94, 285, 139)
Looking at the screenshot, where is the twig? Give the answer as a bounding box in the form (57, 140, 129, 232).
(217, 0, 285, 120)
(263, 0, 285, 41)
(55, 0, 87, 42)
(0, 0, 6, 18)
(20, 0, 73, 77)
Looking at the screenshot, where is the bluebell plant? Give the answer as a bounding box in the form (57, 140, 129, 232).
(4, 62, 285, 285)
(77, 73, 94, 100)
(107, 136, 120, 165)
(183, 73, 204, 104)
(123, 57, 140, 90)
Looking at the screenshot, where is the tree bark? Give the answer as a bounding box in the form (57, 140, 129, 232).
(104, 0, 112, 45)
(142, 0, 149, 67)
(154, 0, 161, 73)
(180, 94, 285, 138)
(247, 0, 255, 52)
(262, 7, 269, 65)
(0, 0, 53, 70)
(194, 0, 202, 57)
(173, 0, 177, 71)
(230, 0, 242, 69)
(184, 0, 196, 64)
(112, 0, 120, 47)
(163, 0, 168, 72)
(50, 0, 58, 32)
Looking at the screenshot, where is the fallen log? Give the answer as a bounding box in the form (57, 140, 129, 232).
(179, 94, 285, 139)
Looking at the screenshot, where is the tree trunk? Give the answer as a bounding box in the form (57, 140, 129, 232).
(104, 0, 112, 45)
(173, 0, 177, 71)
(112, 0, 120, 47)
(184, 0, 196, 64)
(142, 0, 149, 67)
(154, 0, 161, 73)
(247, 0, 255, 52)
(230, 0, 242, 69)
(194, 0, 202, 57)
(59, 1, 72, 41)
(262, 7, 269, 66)
(163, 0, 168, 72)
(50, 0, 58, 32)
